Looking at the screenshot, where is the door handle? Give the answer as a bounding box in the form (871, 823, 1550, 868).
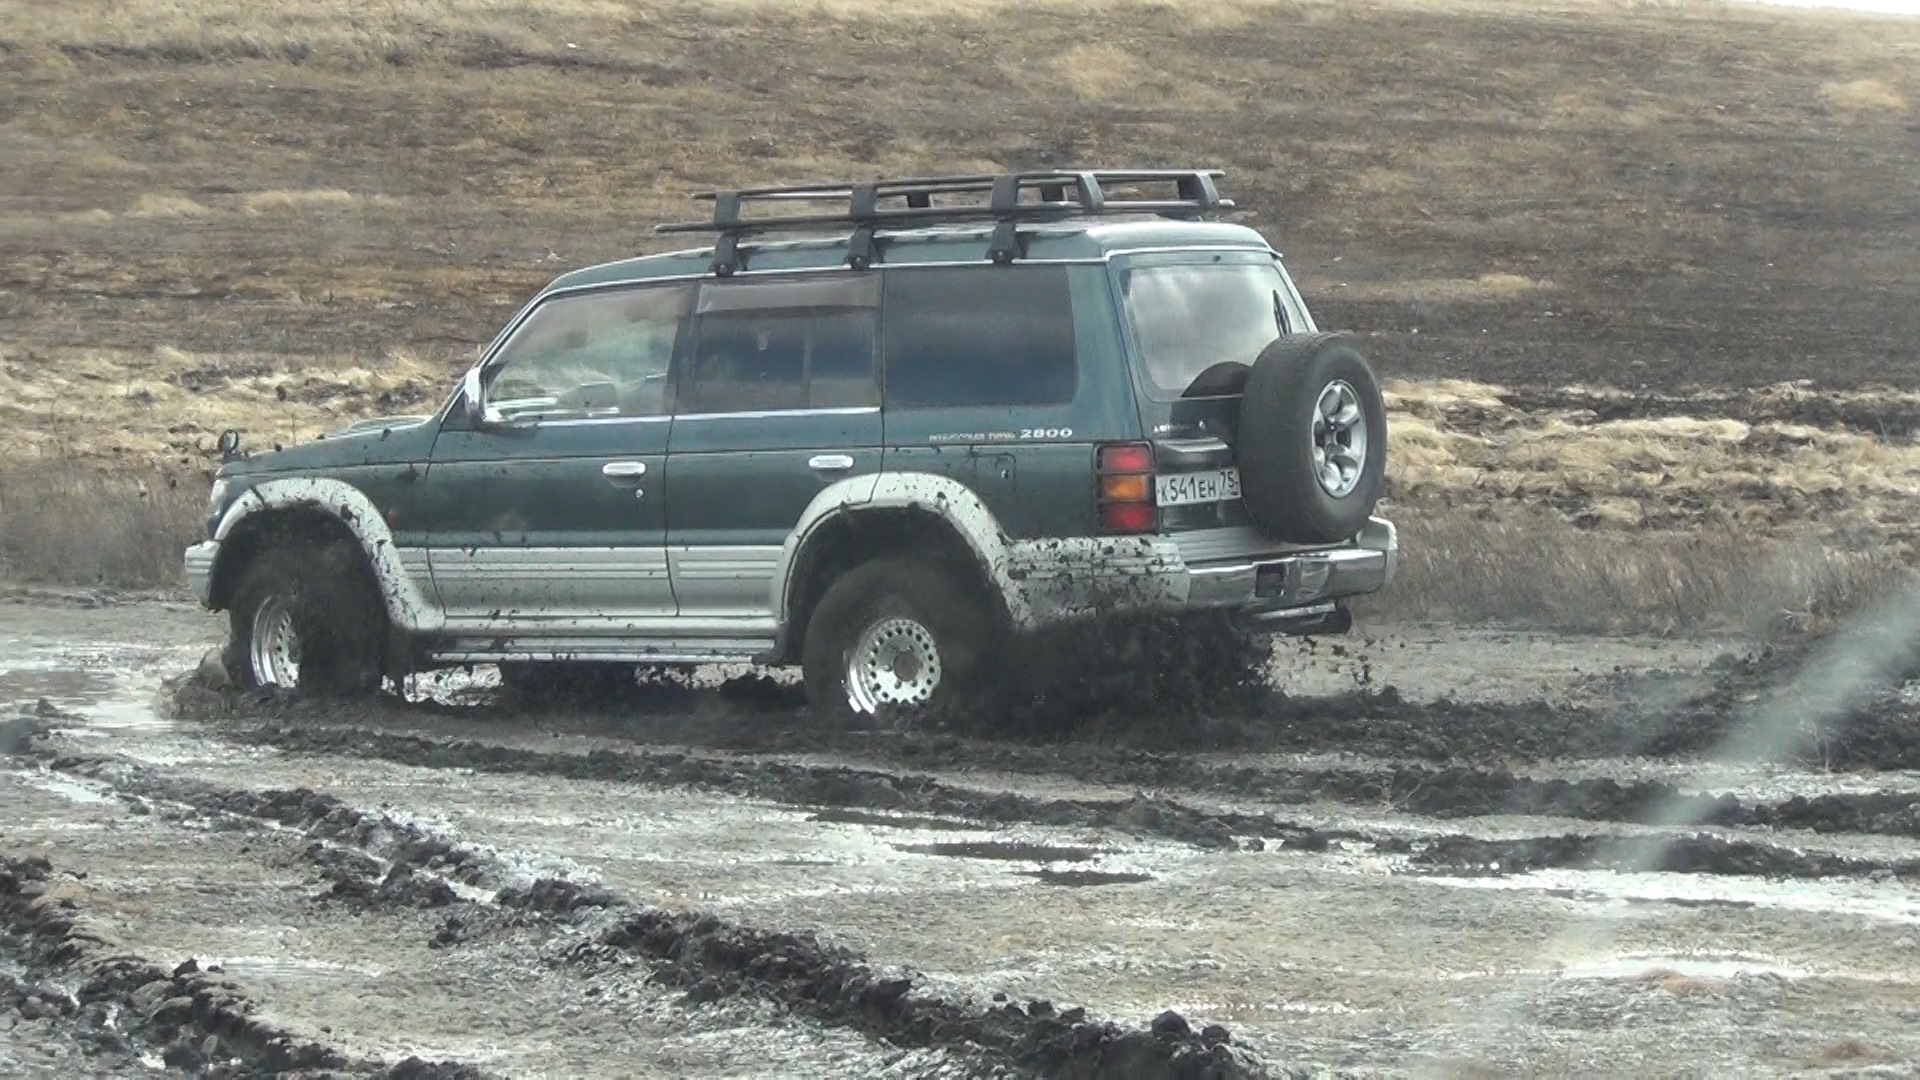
(808, 454, 855, 473)
(602, 461, 647, 479)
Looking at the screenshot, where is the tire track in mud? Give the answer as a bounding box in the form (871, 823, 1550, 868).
(187, 722, 1920, 885)
(34, 751, 1277, 1080)
(0, 855, 482, 1079)
(806, 737, 1920, 842)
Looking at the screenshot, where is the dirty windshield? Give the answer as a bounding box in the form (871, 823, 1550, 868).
(1121, 261, 1289, 398)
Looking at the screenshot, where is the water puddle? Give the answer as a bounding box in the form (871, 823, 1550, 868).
(809, 807, 981, 832)
(1421, 869, 1920, 924)
(15, 770, 114, 804)
(897, 841, 1100, 863)
(1560, 951, 1806, 981)
(192, 954, 386, 979)
(0, 666, 114, 703)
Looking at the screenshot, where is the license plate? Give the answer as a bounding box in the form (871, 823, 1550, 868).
(1156, 468, 1242, 507)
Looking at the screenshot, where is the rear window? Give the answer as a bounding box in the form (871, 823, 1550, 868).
(1121, 262, 1290, 399)
(882, 266, 1077, 409)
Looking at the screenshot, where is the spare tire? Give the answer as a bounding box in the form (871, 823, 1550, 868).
(1236, 333, 1387, 545)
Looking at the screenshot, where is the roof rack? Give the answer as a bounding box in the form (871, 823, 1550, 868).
(655, 168, 1231, 276)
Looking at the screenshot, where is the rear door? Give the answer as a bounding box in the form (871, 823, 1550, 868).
(663, 274, 884, 619)
(1113, 250, 1307, 539)
(420, 282, 688, 626)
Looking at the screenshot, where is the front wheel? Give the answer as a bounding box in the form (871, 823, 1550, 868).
(801, 559, 998, 726)
(227, 545, 388, 695)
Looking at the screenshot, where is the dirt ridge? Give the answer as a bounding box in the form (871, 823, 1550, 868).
(148, 719, 1920, 886)
(0, 854, 482, 1078)
(40, 752, 1281, 1080)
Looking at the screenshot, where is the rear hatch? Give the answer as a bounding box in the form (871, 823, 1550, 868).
(1113, 252, 1311, 551)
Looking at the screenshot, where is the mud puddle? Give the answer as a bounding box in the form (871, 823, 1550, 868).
(900, 841, 1103, 863)
(10, 600, 1920, 1075)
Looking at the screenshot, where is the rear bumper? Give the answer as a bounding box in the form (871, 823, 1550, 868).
(1186, 517, 1397, 614)
(1006, 517, 1397, 630)
(184, 540, 218, 606)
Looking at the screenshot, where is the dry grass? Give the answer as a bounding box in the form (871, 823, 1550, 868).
(1820, 78, 1908, 114)
(1364, 502, 1910, 636)
(0, 344, 453, 470)
(240, 188, 357, 214)
(0, 466, 205, 588)
(127, 193, 212, 218)
(1383, 379, 1920, 543)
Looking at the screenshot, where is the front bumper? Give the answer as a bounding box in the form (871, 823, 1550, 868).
(184, 540, 218, 606)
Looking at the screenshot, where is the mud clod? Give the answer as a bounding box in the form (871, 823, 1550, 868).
(1153, 1009, 1193, 1038)
(1, 854, 477, 1077)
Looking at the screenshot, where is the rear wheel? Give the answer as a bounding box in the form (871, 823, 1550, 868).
(801, 559, 998, 726)
(227, 545, 387, 695)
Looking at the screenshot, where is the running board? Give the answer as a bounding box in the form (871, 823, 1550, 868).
(426, 637, 775, 666)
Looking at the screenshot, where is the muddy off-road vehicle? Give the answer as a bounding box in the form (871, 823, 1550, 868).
(185, 169, 1396, 720)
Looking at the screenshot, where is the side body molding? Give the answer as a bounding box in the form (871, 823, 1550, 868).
(769, 471, 1028, 630)
(212, 477, 444, 633)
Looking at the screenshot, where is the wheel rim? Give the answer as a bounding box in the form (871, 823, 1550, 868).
(844, 616, 943, 715)
(249, 595, 301, 689)
(1311, 380, 1369, 499)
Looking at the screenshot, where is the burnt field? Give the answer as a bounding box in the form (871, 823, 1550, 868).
(4, 0, 1920, 448)
(6, 600, 1920, 1076)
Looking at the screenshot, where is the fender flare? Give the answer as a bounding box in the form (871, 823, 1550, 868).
(769, 471, 1027, 630)
(212, 477, 443, 632)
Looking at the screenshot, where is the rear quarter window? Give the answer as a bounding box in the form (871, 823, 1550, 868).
(882, 266, 1077, 409)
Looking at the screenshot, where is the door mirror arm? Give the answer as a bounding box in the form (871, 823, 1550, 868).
(460, 366, 524, 433)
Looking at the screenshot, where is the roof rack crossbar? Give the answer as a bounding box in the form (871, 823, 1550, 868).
(656, 169, 1232, 251)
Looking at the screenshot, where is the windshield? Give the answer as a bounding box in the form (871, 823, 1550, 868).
(1121, 261, 1291, 399)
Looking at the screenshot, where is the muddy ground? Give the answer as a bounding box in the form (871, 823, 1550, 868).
(5, 597, 1920, 1077)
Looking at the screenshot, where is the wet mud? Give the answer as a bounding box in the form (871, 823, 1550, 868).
(11, 600, 1920, 1075)
(144, 720, 1920, 887)
(0, 855, 480, 1078)
(32, 751, 1278, 1079)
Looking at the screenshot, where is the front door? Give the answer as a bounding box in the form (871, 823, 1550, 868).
(664, 273, 884, 619)
(420, 281, 690, 629)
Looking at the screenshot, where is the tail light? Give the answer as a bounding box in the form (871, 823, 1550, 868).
(1097, 442, 1156, 533)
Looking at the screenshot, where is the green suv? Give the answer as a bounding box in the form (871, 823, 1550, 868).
(185, 169, 1396, 719)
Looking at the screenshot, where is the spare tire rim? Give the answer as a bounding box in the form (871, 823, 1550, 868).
(249, 595, 301, 689)
(1311, 380, 1369, 499)
(846, 616, 943, 715)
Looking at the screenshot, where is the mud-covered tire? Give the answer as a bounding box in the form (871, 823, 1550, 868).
(1236, 333, 1388, 544)
(801, 559, 998, 727)
(226, 544, 387, 695)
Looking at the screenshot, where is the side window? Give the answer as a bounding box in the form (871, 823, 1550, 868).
(883, 266, 1077, 410)
(685, 277, 880, 414)
(486, 285, 687, 419)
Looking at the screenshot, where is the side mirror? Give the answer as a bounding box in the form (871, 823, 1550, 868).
(462, 367, 487, 425)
